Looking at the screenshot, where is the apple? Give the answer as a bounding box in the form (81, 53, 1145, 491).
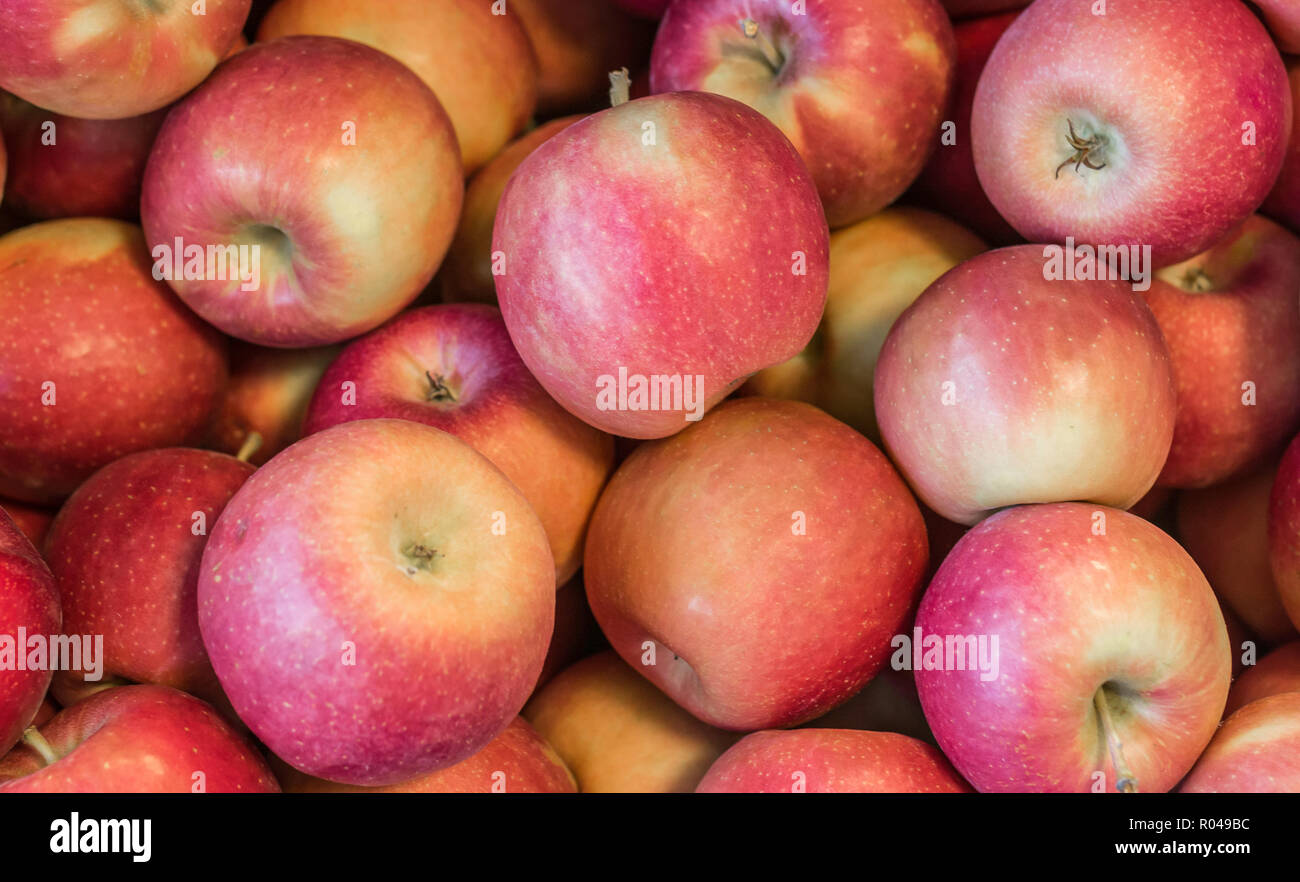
(256, 0, 537, 175)
(745, 207, 986, 441)
(1252, 0, 1300, 53)
(1226, 641, 1300, 717)
(197, 418, 554, 786)
(206, 341, 340, 466)
(696, 729, 970, 793)
(650, 0, 955, 228)
(613, 0, 669, 19)
(941, 0, 1028, 17)
(972, 0, 1292, 267)
(874, 245, 1176, 526)
(512, 0, 655, 115)
(0, 218, 228, 505)
(916, 503, 1230, 793)
(494, 90, 829, 439)
(303, 304, 614, 584)
(1180, 692, 1300, 792)
(43, 448, 256, 713)
(0, 685, 278, 793)
(907, 11, 1022, 246)
(0, 0, 250, 120)
(0, 92, 167, 220)
(585, 398, 928, 731)
(523, 652, 737, 793)
(141, 36, 463, 347)
(0, 499, 54, 550)
(1179, 463, 1298, 645)
(1267, 432, 1300, 631)
(0, 509, 60, 758)
(1262, 58, 1300, 234)
(440, 115, 583, 306)
(274, 717, 575, 793)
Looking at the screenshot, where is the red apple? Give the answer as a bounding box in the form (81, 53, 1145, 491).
(0, 0, 250, 119)
(0, 92, 166, 220)
(1179, 463, 1298, 645)
(916, 503, 1230, 793)
(1180, 692, 1300, 792)
(1267, 432, 1300, 631)
(524, 652, 737, 793)
(1262, 58, 1300, 234)
(1226, 641, 1300, 716)
(275, 717, 575, 793)
(907, 10, 1022, 245)
(440, 115, 583, 305)
(874, 245, 1176, 525)
(0, 499, 54, 550)
(303, 304, 613, 584)
(973, 0, 1292, 267)
(585, 398, 928, 731)
(198, 419, 554, 786)
(141, 36, 463, 347)
(1252, 0, 1300, 53)
(0, 509, 60, 757)
(696, 729, 969, 793)
(257, 0, 537, 175)
(650, 0, 955, 228)
(494, 91, 829, 438)
(43, 448, 256, 711)
(0, 218, 228, 505)
(0, 685, 278, 792)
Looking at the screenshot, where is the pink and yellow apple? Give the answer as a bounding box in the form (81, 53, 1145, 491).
(1180, 692, 1300, 792)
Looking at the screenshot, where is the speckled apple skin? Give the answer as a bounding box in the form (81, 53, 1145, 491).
(0, 0, 249, 120)
(651, 0, 955, 228)
(493, 91, 829, 439)
(1181, 692, 1300, 792)
(197, 419, 555, 786)
(277, 716, 576, 793)
(0, 218, 228, 505)
(1268, 433, 1300, 631)
(303, 304, 613, 585)
(44, 448, 254, 706)
(141, 36, 463, 346)
(973, 0, 1292, 267)
(584, 398, 928, 731)
(1225, 642, 1300, 717)
(874, 245, 1176, 525)
(696, 729, 970, 793)
(916, 503, 1230, 793)
(0, 509, 60, 759)
(0, 685, 278, 793)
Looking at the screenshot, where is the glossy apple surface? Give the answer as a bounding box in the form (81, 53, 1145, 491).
(1226, 641, 1300, 716)
(1180, 692, 1300, 792)
(0, 510, 60, 758)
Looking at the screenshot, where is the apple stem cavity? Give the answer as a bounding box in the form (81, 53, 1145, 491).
(1181, 267, 1215, 292)
(1093, 688, 1139, 793)
(609, 68, 631, 108)
(425, 371, 458, 404)
(1055, 119, 1108, 179)
(740, 18, 785, 76)
(21, 727, 59, 767)
(236, 431, 264, 463)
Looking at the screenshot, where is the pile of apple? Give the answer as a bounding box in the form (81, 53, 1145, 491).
(2, 0, 1300, 796)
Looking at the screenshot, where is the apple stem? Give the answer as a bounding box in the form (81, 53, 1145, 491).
(1093, 689, 1138, 793)
(1182, 268, 1214, 292)
(1055, 119, 1107, 179)
(740, 18, 784, 75)
(21, 727, 59, 767)
(235, 431, 263, 463)
(425, 371, 457, 404)
(609, 67, 631, 107)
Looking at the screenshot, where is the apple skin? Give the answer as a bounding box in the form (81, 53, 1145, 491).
(745, 207, 986, 441)
(0, 92, 167, 220)
(0, 509, 60, 758)
(0, 685, 278, 793)
(1226, 642, 1300, 717)
(440, 115, 583, 306)
(302, 304, 613, 585)
(1267, 432, 1300, 631)
(916, 503, 1230, 793)
(1252, 0, 1300, 53)
(1179, 463, 1298, 645)
(0, 218, 228, 505)
(1180, 692, 1300, 792)
(1262, 58, 1300, 234)
(494, 91, 829, 439)
(257, 0, 537, 175)
(585, 398, 928, 731)
(197, 419, 555, 786)
(274, 717, 576, 793)
(141, 36, 463, 347)
(874, 245, 1176, 526)
(524, 652, 738, 793)
(696, 729, 970, 793)
(0, 499, 54, 550)
(650, 0, 955, 228)
(43, 448, 255, 711)
(973, 0, 1292, 267)
(0, 0, 250, 120)
(907, 11, 1022, 246)
(512, 0, 655, 115)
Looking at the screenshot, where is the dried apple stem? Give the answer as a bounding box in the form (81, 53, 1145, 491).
(1094, 689, 1138, 793)
(609, 68, 631, 107)
(740, 18, 784, 74)
(235, 431, 263, 463)
(21, 727, 59, 767)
